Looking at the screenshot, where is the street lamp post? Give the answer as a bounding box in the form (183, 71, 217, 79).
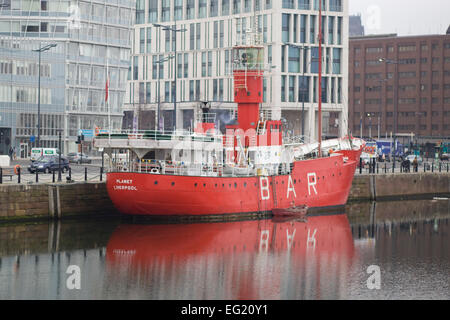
(379, 58, 399, 165)
(154, 55, 174, 131)
(57, 129, 62, 182)
(153, 23, 187, 132)
(32, 43, 57, 148)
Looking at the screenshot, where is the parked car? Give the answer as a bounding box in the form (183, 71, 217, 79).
(67, 152, 92, 164)
(440, 153, 449, 161)
(28, 155, 70, 174)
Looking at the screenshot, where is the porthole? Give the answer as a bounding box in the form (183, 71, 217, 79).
(154, 181, 158, 185)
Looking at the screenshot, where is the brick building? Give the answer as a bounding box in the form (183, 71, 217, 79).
(349, 33, 450, 144)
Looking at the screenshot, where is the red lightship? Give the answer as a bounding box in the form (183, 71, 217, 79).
(95, 4, 364, 218)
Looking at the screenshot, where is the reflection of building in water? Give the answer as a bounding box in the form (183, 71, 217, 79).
(105, 214, 354, 299)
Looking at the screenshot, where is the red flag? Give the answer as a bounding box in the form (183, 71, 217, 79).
(105, 77, 109, 102)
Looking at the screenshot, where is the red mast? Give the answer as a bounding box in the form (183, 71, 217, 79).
(318, 0, 322, 157)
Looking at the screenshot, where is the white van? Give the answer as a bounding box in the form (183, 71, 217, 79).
(30, 148, 60, 161)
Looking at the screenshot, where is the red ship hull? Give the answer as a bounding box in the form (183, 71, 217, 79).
(106, 150, 361, 217)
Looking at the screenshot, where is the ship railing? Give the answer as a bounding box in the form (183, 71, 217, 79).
(110, 159, 297, 177)
(95, 128, 223, 144)
(125, 160, 225, 177)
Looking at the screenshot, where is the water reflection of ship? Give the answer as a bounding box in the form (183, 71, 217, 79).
(105, 213, 355, 299)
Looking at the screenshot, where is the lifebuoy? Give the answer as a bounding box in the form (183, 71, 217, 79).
(14, 164, 20, 175)
(151, 168, 160, 174)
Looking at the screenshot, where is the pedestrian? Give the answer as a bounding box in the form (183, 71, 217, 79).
(413, 157, 418, 172)
(8, 146, 13, 159)
(13, 147, 16, 160)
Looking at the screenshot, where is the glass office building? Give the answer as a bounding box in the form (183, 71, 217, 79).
(0, 0, 134, 157)
(125, 0, 348, 140)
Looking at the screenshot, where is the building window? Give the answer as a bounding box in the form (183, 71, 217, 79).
(139, 28, 145, 53)
(288, 46, 300, 73)
(208, 51, 212, 77)
(337, 17, 342, 45)
(196, 23, 201, 49)
(311, 47, 319, 73)
(310, 15, 316, 44)
(210, 0, 218, 17)
(175, 0, 183, 20)
(202, 52, 207, 77)
(233, 0, 241, 14)
(161, 0, 170, 22)
(289, 76, 295, 102)
(366, 47, 383, 54)
(298, 76, 310, 102)
(146, 82, 151, 103)
(184, 53, 189, 78)
(213, 79, 218, 100)
(219, 21, 224, 48)
(189, 24, 195, 50)
(244, 0, 252, 12)
(148, 0, 158, 23)
(213, 21, 218, 48)
(165, 29, 171, 52)
(398, 44, 416, 52)
(328, 16, 334, 45)
(282, 14, 290, 43)
(199, 0, 207, 18)
(186, 0, 195, 19)
(283, 0, 294, 9)
(321, 77, 327, 103)
(300, 15, 307, 43)
(333, 48, 341, 74)
(298, 0, 310, 10)
(136, 0, 144, 24)
(133, 56, 138, 80)
(189, 80, 194, 101)
(165, 81, 170, 102)
(222, 0, 230, 15)
(177, 53, 183, 78)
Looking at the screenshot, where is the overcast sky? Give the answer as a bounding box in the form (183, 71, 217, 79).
(349, 0, 450, 36)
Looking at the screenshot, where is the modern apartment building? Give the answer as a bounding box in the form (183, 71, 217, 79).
(124, 0, 348, 141)
(349, 33, 450, 144)
(0, 0, 134, 157)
